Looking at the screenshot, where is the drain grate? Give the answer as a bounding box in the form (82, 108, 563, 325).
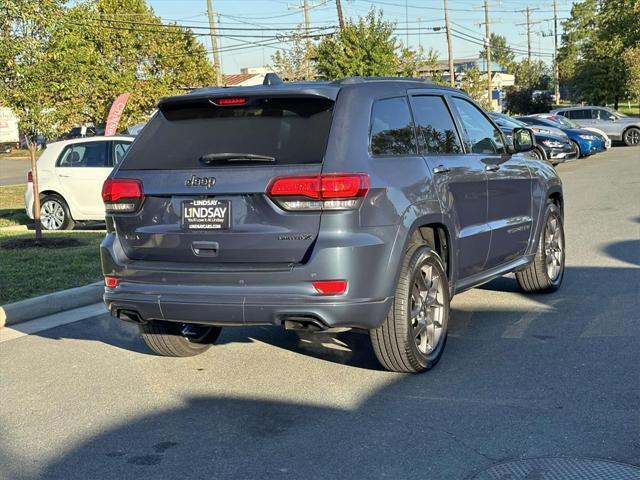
(470, 457, 640, 480)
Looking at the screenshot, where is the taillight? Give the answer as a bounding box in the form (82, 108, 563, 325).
(102, 178, 143, 213)
(312, 280, 347, 295)
(27, 171, 33, 183)
(267, 173, 369, 211)
(104, 276, 119, 288)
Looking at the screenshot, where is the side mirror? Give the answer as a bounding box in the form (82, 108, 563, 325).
(512, 127, 535, 152)
(608, 115, 616, 121)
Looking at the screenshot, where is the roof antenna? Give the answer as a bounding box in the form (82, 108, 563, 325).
(263, 73, 283, 86)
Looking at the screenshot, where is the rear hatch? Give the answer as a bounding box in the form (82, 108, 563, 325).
(111, 94, 335, 264)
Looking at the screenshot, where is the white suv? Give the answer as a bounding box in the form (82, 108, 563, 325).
(25, 136, 133, 230)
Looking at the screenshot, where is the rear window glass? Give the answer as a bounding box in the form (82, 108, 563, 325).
(369, 97, 417, 156)
(120, 97, 334, 169)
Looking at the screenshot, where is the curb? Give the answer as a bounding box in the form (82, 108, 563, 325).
(0, 282, 104, 328)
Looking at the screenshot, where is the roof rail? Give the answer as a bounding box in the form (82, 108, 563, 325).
(331, 76, 435, 85)
(263, 73, 283, 86)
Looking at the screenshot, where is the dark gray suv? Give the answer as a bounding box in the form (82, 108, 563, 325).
(101, 77, 565, 373)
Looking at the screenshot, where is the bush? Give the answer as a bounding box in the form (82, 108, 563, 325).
(504, 88, 553, 114)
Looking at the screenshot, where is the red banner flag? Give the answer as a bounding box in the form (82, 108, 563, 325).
(105, 93, 130, 136)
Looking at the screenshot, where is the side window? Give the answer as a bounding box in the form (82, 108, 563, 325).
(370, 97, 417, 156)
(57, 142, 109, 168)
(411, 96, 463, 154)
(569, 109, 590, 120)
(593, 109, 612, 120)
(451, 97, 504, 154)
(112, 141, 131, 166)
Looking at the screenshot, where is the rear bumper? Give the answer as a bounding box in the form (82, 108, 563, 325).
(104, 285, 392, 330)
(101, 226, 399, 330)
(24, 184, 34, 219)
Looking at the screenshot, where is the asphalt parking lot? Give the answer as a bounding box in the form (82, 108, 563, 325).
(0, 158, 30, 186)
(0, 147, 638, 479)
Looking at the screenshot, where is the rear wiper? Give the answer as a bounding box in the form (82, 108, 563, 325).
(199, 153, 276, 164)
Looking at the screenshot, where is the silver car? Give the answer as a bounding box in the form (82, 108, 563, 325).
(550, 106, 640, 146)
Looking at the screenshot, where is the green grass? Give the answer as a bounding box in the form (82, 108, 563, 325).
(0, 230, 105, 304)
(0, 149, 41, 160)
(0, 185, 29, 228)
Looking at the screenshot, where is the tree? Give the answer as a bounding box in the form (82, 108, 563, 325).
(270, 29, 316, 80)
(313, 9, 398, 79)
(513, 59, 552, 91)
(504, 88, 552, 114)
(459, 68, 491, 110)
(0, 0, 67, 238)
(623, 47, 640, 114)
(557, 0, 639, 108)
(54, 0, 215, 128)
(397, 46, 444, 84)
(479, 33, 515, 72)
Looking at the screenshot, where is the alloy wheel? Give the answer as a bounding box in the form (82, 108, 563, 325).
(624, 128, 640, 146)
(544, 214, 564, 281)
(40, 199, 65, 230)
(410, 264, 446, 355)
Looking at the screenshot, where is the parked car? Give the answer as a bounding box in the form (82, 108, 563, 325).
(516, 115, 606, 158)
(489, 112, 577, 165)
(550, 105, 640, 146)
(24, 136, 133, 230)
(61, 124, 105, 140)
(532, 113, 612, 149)
(101, 76, 565, 373)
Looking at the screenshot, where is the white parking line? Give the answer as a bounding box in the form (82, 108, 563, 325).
(0, 303, 107, 343)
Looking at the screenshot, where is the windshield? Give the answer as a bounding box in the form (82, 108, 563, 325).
(553, 115, 579, 128)
(492, 113, 526, 128)
(608, 108, 627, 118)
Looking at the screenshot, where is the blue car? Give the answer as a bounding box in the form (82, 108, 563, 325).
(516, 115, 606, 158)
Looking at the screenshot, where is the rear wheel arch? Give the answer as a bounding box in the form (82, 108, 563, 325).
(548, 191, 563, 216)
(39, 190, 75, 220)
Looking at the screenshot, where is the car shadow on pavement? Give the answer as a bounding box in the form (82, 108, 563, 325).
(31, 263, 640, 369)
(3, 262, 639, 478)
(602, 239, 640, 266)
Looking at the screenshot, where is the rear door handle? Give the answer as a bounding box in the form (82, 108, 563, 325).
(191, 241, 219, 257)
(58, 174, 71, 178)
(432, 165, 450, 174)
(485, 164, 501, 172)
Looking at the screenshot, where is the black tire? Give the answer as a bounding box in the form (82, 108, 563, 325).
(531, 147, 546, 161)
(516, 201, 565, 293)
(570, 140, 582, 158)
(623, 127, 640, 146)
(39, 194, 75, 230)
(139, 321, 221, 357)
(370, 245, 450, 373)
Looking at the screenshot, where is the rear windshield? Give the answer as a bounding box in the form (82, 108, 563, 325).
(120, 96, 334, 170)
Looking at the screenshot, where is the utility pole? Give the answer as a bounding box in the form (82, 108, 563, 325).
(483, 0, 492, 108)
(207, 0, 223, 86)
(289, 0, 318, 79)
(553, 0, 560, 103)
(335, 0, 345, 30)
(444, 0, 455, 87)
(516, 7, 540, 88)
(405, 0, 409, 46)
(303, 0, 310, 36)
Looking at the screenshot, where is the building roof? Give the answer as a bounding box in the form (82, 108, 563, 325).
(223, 73, 261, 86)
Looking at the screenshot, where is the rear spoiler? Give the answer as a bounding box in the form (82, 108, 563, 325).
(158, 86, 340, 113)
